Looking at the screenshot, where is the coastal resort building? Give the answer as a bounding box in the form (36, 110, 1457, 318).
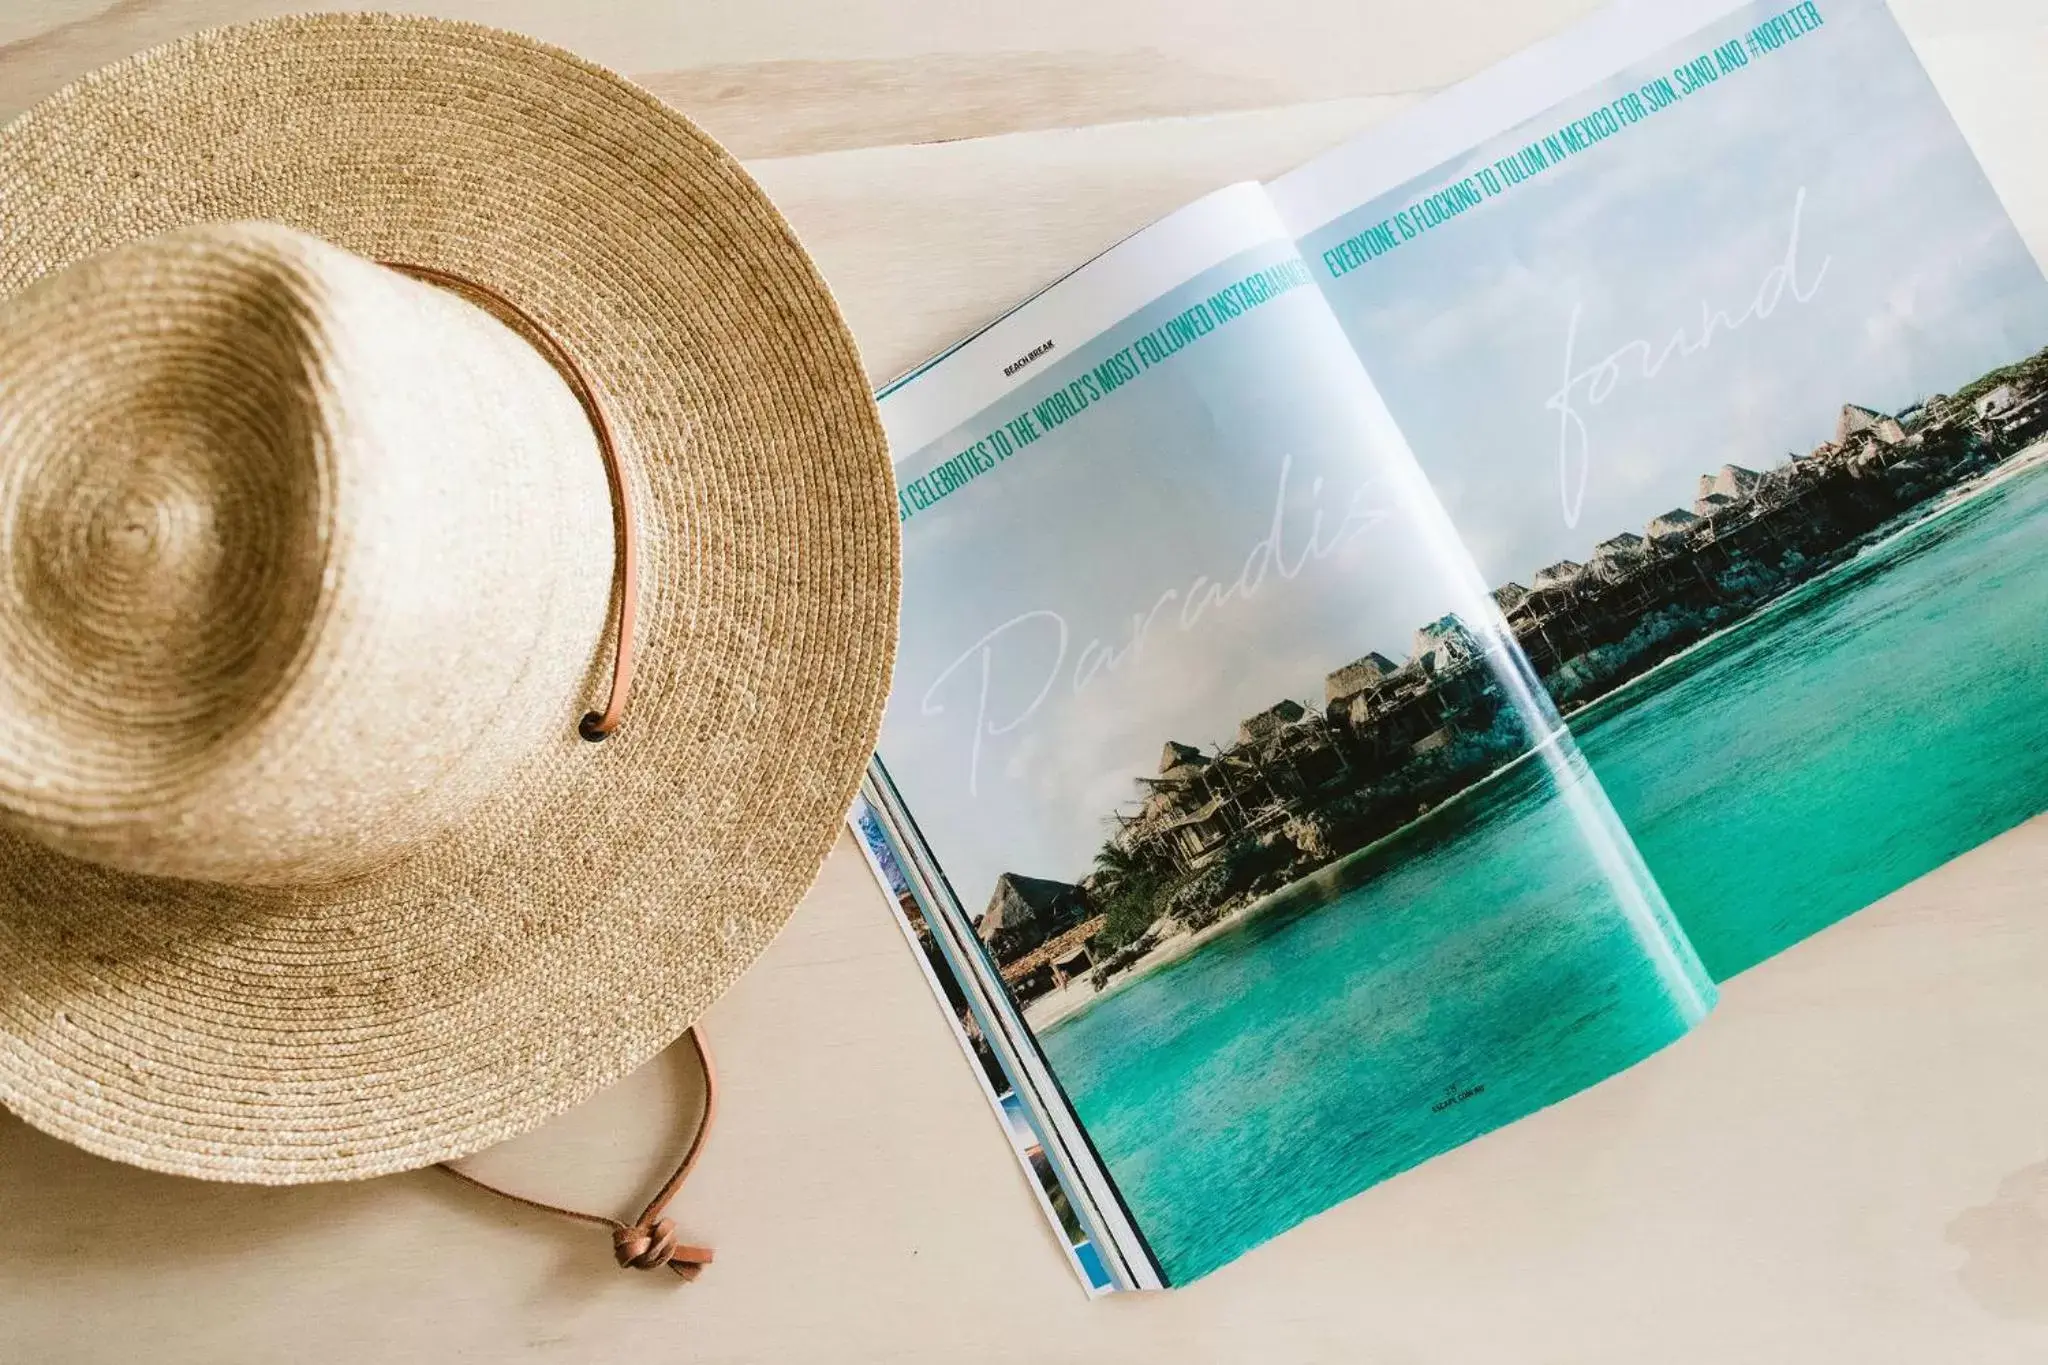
(1513, 559, 1602, 672)
(1411, 613, 1482, 674)
(1832, 402, 1920, 473)
(1237, 698, 1307, 747)
(1895, 398, 1938, 432)
(1325, 651, 1401, 708)
(1118, 739, 1245, 876)
(1836, 402, 1907, 446)
(996, 911, 1110, 1000)
(1236, 700, 1353, 812)
(1589, 531, 1648, 581)
(1645, 507, 1699, 545)
(1975, 385, 2017, 423)
(977, 872, 1090, 963)
(1694, 464, 1762, 516)
(1119, 613, 1513, 883)
(1749, 459, 1814, 509)
(1321, 614, 1499, 768)
(1327, 647, 1455, 763)
(1973, 383, 2048, 443)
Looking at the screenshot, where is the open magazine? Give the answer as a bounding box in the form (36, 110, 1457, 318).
(850, 0, 2048, 1291)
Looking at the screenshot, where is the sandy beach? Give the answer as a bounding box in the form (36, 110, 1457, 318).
(1022, 917, 1222, 1033)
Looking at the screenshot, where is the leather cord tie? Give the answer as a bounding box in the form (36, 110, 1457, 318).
(380, 259, 640, 743)
(438, 1028, 716, 1281)
(613, 1217, 709, 1274)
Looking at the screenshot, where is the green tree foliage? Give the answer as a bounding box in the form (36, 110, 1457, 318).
(1090, 841, 1166, 952)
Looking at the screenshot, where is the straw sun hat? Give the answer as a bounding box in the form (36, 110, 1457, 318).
(0, 15, 898, 1181)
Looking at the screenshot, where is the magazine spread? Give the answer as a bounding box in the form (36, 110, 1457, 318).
(853, 0, 2048, 1289)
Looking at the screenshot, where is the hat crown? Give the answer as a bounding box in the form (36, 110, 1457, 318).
(0, 223, 615, 886)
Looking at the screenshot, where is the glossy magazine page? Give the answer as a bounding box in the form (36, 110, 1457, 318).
(1280, 0, 2048, 980)
(866, 184, 1711, 1285)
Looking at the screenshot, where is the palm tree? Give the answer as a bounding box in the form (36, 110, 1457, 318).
(1089, 838, 1165, 953)
(1090, 839, 1148, 899)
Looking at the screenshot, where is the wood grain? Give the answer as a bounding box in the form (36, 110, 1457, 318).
(0, 1, 2046, 1362)
(0, 0, 1598, 129)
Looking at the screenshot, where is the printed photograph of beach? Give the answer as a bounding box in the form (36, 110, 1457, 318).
(878, 241, 1713, 1275)
(1305, 0, 2048, 977)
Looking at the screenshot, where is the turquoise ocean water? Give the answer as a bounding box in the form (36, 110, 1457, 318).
(1041, 456, 2048, 1284)
(1580, 457, 2048, 977)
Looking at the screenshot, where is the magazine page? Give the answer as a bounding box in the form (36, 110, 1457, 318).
(1273, 0, 2048, 980)
(847, 795, 1120, 1295)
(870, 182, 1713, 1284)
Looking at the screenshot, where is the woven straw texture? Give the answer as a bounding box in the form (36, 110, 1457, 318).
(0, 15, 899, 1181)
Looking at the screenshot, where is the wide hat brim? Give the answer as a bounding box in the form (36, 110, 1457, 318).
(0, 14, 898, 1180)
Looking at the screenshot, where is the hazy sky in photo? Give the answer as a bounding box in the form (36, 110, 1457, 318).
(880, 264, 1482, 909)
(1308, 0, 2048, 587)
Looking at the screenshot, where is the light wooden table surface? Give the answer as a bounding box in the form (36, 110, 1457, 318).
(4, 2, 2048, 1361)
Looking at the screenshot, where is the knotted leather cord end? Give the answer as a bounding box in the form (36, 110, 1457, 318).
(380, 259, 640, 743)
(613, 1219, 715, 1278)
(437, 1028, 716, 1283)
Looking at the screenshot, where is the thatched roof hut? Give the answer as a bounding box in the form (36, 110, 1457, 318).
(1836, 403, 1906, 446)
(1236, 698, 1306, 747)
(1696, 464, 1763, 505)
(1152, 740, 1211, 783)
(1645, 507, 1698, 542)
(1411, 613, 1478, 673)
(977, 872, 1085, 949)
(1324, 651, 1401, 705)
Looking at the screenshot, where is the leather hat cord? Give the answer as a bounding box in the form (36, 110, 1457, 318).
(438, 1028, 716, 1280)
(382, 259, 639, 742)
